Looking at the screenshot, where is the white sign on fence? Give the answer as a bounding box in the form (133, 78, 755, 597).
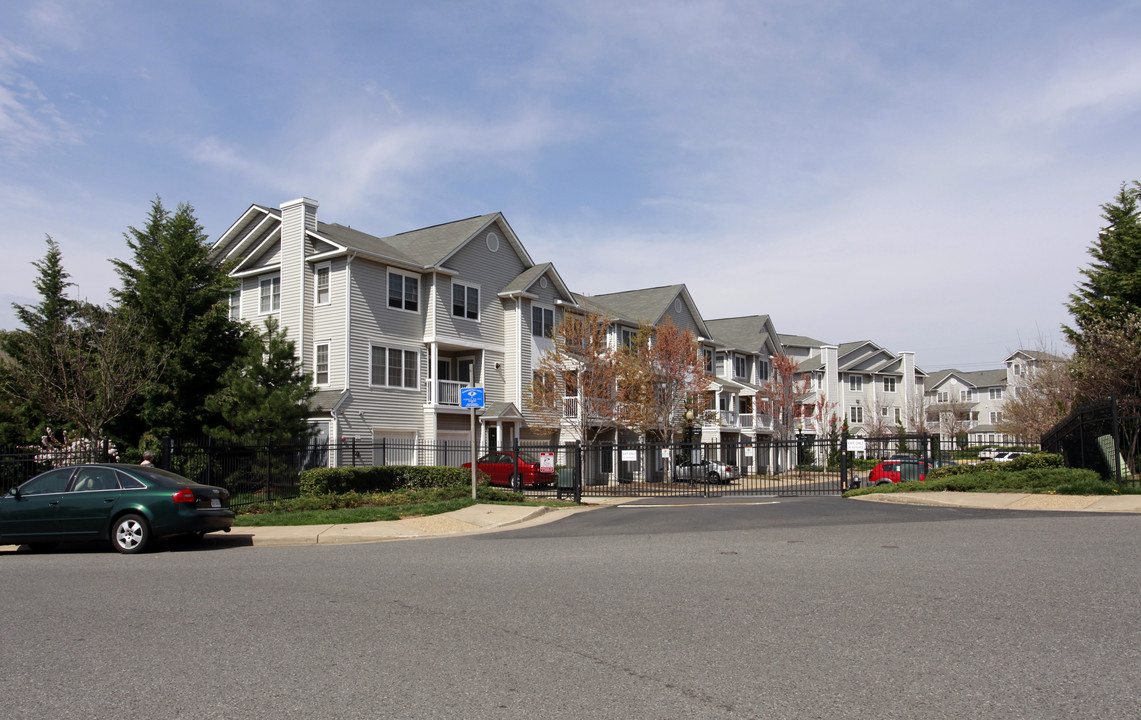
(539, 452, 555, 474)
(621, 449, 637, 462)
(745, 447, 754, 457)
(847, 439, 867, 452)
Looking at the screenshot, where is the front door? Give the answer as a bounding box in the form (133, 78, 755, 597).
(487, 426, 498, 452)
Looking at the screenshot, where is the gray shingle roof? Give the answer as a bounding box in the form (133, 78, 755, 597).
(705, 315, 775, 352)
(573, 284, 689, 325)
(318, 213, 501, 268)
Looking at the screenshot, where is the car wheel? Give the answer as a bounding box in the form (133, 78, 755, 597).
(510, 473, 521, 491)
(875, 480, 890, 486)
(112, 513, 151, 554)
(706, 471, 720, 483)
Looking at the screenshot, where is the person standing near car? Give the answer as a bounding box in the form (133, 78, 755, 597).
(140, 451, 155, 467)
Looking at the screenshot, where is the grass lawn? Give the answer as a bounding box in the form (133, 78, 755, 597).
(232, 486, 577, 527)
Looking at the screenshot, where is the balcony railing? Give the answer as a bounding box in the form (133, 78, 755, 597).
(563, 397, 580, 418)
(436, 380, 466, 406)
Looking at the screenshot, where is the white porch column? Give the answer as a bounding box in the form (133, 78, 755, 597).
(429, 342, 439, 405)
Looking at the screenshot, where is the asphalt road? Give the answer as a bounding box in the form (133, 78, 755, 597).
(2, 497, 1139, 719)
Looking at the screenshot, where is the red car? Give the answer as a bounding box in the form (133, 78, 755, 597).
(865, 459, 929, 485)
(462, 452, 547, 488)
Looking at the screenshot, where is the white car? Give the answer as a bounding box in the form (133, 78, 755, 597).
(673, 459, 740, 484)
(993, 451, 1028, 463)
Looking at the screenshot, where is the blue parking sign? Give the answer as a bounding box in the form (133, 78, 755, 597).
(460, 387, 485, 408)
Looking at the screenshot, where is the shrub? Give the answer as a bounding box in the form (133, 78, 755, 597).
(300, 465, 489, 495)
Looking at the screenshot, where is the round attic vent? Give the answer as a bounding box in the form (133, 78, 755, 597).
(674, 298, 683, 313)
(487, 232, 500, 252)
(540, 277, 548, 289)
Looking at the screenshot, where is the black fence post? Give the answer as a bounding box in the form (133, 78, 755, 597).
(264, 440, 272, 502)
(573, 440, 582, 504)
(161, 435, 172, 471)
(840, 429, 849, 490)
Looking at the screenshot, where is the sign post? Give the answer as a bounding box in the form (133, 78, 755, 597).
(460, 387, 485, 500)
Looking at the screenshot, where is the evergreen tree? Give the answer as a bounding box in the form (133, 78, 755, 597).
(1065, 181, 1141, 348)
(110, 198, 245, 439)
(204, 318, 315, 442)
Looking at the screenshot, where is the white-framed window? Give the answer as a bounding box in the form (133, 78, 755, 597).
(991, 411, 1003, 424)
(758, 360, 770, 381)
(849, 405, 864, 424)
(228, 289, 241, 321)
(370, 345, 419, 389)
(849, 376, 863, 392)
(532, 305, 554, 338)
(259, 275, 280, 314)
(452, 281, 479, 320)
(620, 327, 636, 348)
(734, 355, 747, 380)
(388, 270, 419, 312)
(703, 348, 714, 373)
(314, 342, 330, 386)
(990, 388, 1003, 400)
(883, 377, 897, 393)
(894, 407, 902, 423)
(1012, 363, 1025, 376)
(960, 389, 975, 402)
(937, 391, 949, 403)
(880, 406, 889, 417)
(314, 263, 330, 306)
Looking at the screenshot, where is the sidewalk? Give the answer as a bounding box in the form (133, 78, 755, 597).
(228, 501, 617, 547)
(851, 491, 1141, 513)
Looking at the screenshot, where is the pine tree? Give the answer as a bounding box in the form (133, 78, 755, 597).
(204, 318, 315, 442)
(110, 198, 245, 439)
(1065, 181, 1141, 348)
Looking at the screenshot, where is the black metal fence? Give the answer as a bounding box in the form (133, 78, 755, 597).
(1, 432, 1042, 504)
(1042, 396, 1141, 482)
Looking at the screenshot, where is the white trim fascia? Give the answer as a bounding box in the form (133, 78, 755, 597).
(210, 205, 271, 258)
(420, 335, 506, 353)
(345, 253, 355, 391)
(232, 225, 283, 275)
(213, 211, 278, 263)
(435, 213, 535, 270)
(232, 265, 281, 279)
(498, 290, 538, 300)
(306, 249, 350, 263)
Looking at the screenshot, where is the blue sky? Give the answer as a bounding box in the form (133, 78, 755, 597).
(3, 0, 1140, 371)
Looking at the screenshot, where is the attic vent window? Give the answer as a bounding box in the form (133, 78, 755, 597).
(487, 232, 500, 252)
(540, 277, 548, 289)
(674, 298, 682, 312)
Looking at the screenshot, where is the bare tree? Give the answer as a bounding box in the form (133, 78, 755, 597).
(526, 310, 621, 444)
(617, 318, 712, 442)
(999, 349, 1074, 443)
(0, 304, 164, 444)
(756, 354, 812, 443)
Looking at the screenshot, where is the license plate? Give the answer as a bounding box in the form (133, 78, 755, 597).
(210, 498, 221, 508)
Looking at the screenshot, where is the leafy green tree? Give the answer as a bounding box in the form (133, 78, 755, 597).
(110, 198, 245, 439)
(204, 318, 316, 442)
(1066, 182, 1141, 348)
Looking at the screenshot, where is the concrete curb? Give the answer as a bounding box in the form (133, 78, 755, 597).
(851, 491, 1141, 513)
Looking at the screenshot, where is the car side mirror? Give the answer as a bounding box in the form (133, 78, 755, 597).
(7, 486, 19, 499)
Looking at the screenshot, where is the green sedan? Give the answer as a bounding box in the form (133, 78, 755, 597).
(1, 464, 235, 554)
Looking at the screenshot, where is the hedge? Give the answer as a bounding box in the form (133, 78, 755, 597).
(300, 465, 489, 495)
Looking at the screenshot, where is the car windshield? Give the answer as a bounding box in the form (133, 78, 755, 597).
(517, 454, 540, 464)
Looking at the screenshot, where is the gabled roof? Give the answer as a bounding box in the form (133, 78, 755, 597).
(499, 262, 578, 306)
(210, 204, 533, 275)
(572, 284, 711, 338)
(927, 368, 1007, 391)
(705, 315, 780, 356)
(1004, 349, 1065, 364)
(780, 333, 827, 348)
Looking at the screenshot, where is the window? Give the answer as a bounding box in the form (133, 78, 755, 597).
(388, 271, 419, 312)
(849, 376, 863, 392)
(452, 282, 479, 320)
(894, 407, 902, 423)
(734, 356, 747, 380)
(370, 346, 419, 389)
(620, 328, 636, 348)
(315, 343, 330, 386)
(1012, 363, 1025, 376)
(229, 290, 241, 320)
(315, 264, 330, 305)
(849, 406, 864, 424)
(532, 306, 554, 338)
(990, 388, 1003, 400)
(960, 389, 975, 402)
(991, 411, 1003, 424)
(703, 348, 713, 373)
(883, 377, 897, 393)
(758, 360, 770, 381)
(880, 406, 889, 417)
(259, 276, 280, 314)
(937, 391, 950, 403)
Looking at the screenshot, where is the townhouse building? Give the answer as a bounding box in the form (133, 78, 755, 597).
(209, 198, 577, 464)
(782, 335, 925, 437)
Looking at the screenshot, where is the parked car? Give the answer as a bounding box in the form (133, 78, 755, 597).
(462, 452, 546, 488)
(864, 459, 930, 486)
(0, 464, 234, 554)
(993, 452, 1029, 463)
(673, 458, 740, 484)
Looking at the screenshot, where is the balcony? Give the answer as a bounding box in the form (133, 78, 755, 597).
(563, 396, 580, 418)
(435, 380, 467, 406)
